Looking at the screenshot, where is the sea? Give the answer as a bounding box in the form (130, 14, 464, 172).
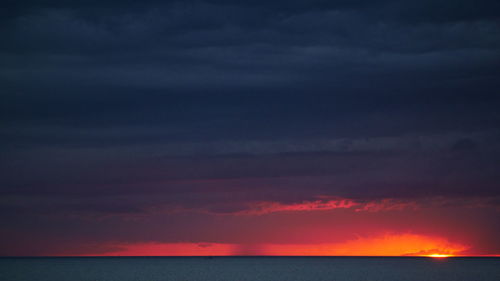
(1, 257, 499, 281)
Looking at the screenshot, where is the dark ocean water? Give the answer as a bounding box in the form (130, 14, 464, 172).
(1, 257, 499, 281)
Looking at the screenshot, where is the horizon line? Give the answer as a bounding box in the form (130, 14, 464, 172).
(2, 255, 500, 258)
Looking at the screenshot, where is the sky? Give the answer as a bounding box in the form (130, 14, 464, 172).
(1, 0, 499, 256)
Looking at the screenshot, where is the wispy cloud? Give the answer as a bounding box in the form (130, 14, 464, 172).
(228, 197, 420, 215)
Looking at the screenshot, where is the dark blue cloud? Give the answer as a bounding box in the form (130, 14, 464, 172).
(0, 0, 499, 255)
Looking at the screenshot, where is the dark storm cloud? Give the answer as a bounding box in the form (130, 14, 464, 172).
(1, 0, 500, 255)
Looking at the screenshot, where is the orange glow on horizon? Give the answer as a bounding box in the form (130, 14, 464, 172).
(87, 242, 236, 256)
(258, 234, 467, 256)
(86, 234, 469, 257)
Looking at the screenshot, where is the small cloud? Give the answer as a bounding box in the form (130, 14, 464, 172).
(354, 199, 419, 212)
(228, 197, 419, 215)
(234, 198, 358, 215)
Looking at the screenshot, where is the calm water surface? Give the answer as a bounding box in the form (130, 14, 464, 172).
(1, 257, 499, 281)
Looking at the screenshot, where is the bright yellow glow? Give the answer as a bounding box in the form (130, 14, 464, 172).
(426, 254, 453, 258)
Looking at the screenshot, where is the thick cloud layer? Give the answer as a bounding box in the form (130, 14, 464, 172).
(1, 0, 499, 255)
